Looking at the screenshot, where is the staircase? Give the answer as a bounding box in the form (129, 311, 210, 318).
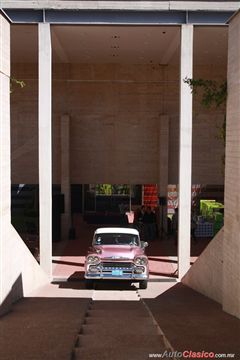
(0, 297, 91, 360)
(0, 282, 176, 360)
(143, 184, 158, 208)
(73, 298, 171, 360)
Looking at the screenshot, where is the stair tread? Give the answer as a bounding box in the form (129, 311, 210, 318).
(89, 301, 145, 309)
(84, 316, 154, 326)
(74, 344, 167, 360)
(86, 309, 149, 317)
(81, 323, 158, 335)
(78, 333, 164, 348)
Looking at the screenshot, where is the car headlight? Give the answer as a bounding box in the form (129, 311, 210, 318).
(86, 255, 100, 265)
(134, 256, 148, 266)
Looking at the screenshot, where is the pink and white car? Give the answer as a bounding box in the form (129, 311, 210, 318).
(84, 227, 149, 289)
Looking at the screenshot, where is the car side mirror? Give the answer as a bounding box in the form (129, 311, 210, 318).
(141, 241, 148, 248)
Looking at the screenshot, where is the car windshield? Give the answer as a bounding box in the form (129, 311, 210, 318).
(93, 233, 140, 246)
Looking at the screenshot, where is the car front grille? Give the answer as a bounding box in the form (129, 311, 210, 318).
(86, 260, 147, 279)
(101, 262, 133, 271)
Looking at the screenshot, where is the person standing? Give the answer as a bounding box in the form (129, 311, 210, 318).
(143, 206, 156, 241)
(134, 205, 145, 238)
(172, 207, 178, 246)
(191, 212, 197, 243)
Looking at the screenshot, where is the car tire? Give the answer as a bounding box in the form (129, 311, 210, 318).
(139, 280, 148, 289)
(85, 279, 94, 289)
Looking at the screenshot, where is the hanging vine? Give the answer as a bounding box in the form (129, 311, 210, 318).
(0, 70, 25, 93)
(10, 76, 25, 93)
(184, 77, 227, 167)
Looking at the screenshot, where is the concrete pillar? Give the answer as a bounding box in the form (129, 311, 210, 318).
(223, 12, 240, 319)
(178, 24, 193, 280)
(158, 115, 169, 234)
(38, 23, 52, 278)
(0, 13, 11, 304)
(61, 114, 71, 240)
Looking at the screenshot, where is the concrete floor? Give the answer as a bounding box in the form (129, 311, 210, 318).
(1, 218, 239, 359)
(52, 214, 211, 281)
(1, 279, 240, 360)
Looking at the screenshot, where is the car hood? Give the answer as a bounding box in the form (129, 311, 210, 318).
(92, 245, 144, 260)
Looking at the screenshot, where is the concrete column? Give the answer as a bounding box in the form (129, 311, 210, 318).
(223, 12, 240, 319)
(0, 13, 11, 304)
(158, 115, 169, 234)
(38, 23, 52, 278)
(178, 24, 193, 280)
(61, 114, 71, 240)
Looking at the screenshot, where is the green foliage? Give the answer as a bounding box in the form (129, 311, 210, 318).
(184, 77, 227, 169)
(10, 77, 25, 93)
(0, 71, 25, 92)
(183, 77, 227, 109)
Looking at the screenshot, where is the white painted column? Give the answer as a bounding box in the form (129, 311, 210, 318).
(38, 23, 52, 278)
(61, 114, 71, 240)
(0, 13, 11, 305)
(158, 115, 169, 234)
(178, 24, 193, 280)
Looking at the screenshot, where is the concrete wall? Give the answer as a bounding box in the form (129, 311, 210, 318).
(182, 228, 223, 304)
(11, 64, 38, 183)
(10, 63, 225, 186)
(182, 12, 240, 320)
(223, 11, 240, 319)
(0, 15, 48, 315)
(1, 226, 49, 315)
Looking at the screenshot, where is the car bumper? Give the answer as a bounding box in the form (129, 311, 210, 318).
(85, 262, 148, 281)
(85, 273, 148, 281)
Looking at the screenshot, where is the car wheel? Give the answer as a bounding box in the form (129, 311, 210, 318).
(85, 279, 94, 289)
(139, 280, 148, 289)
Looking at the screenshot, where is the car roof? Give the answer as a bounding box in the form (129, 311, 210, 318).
(94, 227, 139, 236)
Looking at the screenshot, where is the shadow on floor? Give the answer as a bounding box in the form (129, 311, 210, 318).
(1, 281, 239, 359)
(53, 259, 84, 267)
(149, 270, 178, 278)
(0, 297, 91, 360)
(144, 283, 240, 356)
(54, 272, 139, 291)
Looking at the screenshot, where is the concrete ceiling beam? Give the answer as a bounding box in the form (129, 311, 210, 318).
(1, 1, 239, 11)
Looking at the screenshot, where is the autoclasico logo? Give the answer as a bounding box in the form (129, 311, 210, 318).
(183, 351, 215, 358)
(149, 351, 235, 358)
(166, 351, 216, 358)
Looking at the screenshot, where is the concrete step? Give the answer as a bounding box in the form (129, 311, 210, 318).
(92, 291, 140, 301)
(73, 299, 168, 359)
(77, 333, 165, 349)
(86, 309, 149, 318)
(74, 345, 167, 360)
(91, 298, 144, 309)
(89, 300, 144, 310)
(83, 316, 154, 326)
(0, 298, 91, 360)
(81, 322, 158, 336)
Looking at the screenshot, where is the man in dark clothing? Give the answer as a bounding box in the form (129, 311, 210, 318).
(143, 206, 156, 241)
(191, 212, 197, 243)
(134, 205, 145, 238)
(172, 207, 178, 245)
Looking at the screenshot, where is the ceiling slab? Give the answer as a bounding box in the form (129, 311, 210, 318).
(10, 24, 227, 67)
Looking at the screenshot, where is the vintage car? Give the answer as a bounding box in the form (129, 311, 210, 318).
(84, 227, 149, 289)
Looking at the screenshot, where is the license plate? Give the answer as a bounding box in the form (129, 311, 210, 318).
(112, 269, 123, 276)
